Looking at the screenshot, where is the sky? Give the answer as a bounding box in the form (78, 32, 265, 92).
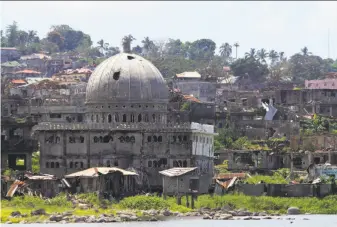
(1, 1, 337, 59)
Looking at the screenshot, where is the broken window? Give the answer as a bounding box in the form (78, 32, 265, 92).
(79, 136, 84, 143)
(153, 161, 158, 167)
(70, 162, 73, 168)
(130, 114, 135, 123)
(178, 160, 182, 167)
(242, 98, 248, 106)
(183, 160, 187, 167)
(152, 114, 156, 122)
(50, 113, 61, 118)
(51, 162, 55, 168)
(108, 114, 112, 123)
(153, 136, 158, 142)
(178, 136, 182, 142)
(145, 114, 149, 122)
(138, 114, 142, 122)
(96, 115, 99, 123)
(103, 136, 111, 143)
(114, 160, 118, 166)
(148, 160, 152, 167)
(80, 162, 84, 168)
(55, 162, 60, 168)
(46, 162, 49, 168)
(183, 136, 187, 141)
(122, 114, 127, 122)
(158, 136, 162, 142)
(93, 136, 99, 143)
(107, 160, 111, 167)
(173, 161, 178, 167)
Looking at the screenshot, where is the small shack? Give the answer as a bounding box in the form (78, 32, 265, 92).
(159, 167, 199, 196)
(64, 167, 138, 198)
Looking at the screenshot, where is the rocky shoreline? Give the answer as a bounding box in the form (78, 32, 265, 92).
(6, 206, 307, 224)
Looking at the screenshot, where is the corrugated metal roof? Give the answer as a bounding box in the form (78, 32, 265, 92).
(159, 167, 197, 177)
(176, 71, 201, 79)
(15, 69, 41, 74)
(64, 167, 138, 178)
(183, 95, 201, 103)
(11, 79, 27, 84)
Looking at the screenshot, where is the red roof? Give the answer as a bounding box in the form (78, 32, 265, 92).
(11, 79, 27, 84)
(183, 95, 201, 103)
(15, 69, 41, 74)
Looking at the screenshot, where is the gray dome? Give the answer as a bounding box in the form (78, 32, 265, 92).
(85, 53, 169, 104)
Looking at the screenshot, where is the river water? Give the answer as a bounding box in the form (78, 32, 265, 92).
(3, 215, 337, 227)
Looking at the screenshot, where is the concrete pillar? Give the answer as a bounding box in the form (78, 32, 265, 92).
(26, 152, 32, 171)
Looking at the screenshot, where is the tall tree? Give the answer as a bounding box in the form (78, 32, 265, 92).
(1, 30, 8, 47)
(132, 45, 142, 55)
(6, 21, 19, 47)
(245, 48, 256, 59)
(122, 35, 135, 53)
(268, 50, 279, 66)
(219, 43, 232, 64)
(257, 48, 268, 63)
(231, 57, 269, 82)
(279, 51, 286, 62)
(301, 46, 312, 56)
(47, 31, 64, 50)
(188, 39, 216, 61)
(141, 37, 156, 56)
(27, 30, 38, 44)
(17, 30, 28, 46)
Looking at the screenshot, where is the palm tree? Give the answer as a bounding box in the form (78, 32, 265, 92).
(219, 43, 232, 63)
(234, 42, 239, 59)
(279, 51, 286, 62)
(17, 30, 28, 46)
(245, 48, 256, 59)
(141, 37, 155, 54)
(301, 46, 312, 56)
(122, 35, 136, 53)
(268, 50, 279, 65)
(27, 30, 37, 43)
(97, 39, 109, 55)
(257, 48, 268, 63)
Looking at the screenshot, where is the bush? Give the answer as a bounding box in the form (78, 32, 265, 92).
(119, 196, 170, 210)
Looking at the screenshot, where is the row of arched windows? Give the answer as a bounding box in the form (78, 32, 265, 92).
(46, 162, 60, 168)
(90, 113, 160, 123)
(69, 136, 85, 143)
(172, 135, 188, 143)
(93, 136, 113, 143)
(173, 160, 188, 167)
(69, 162, 84, 169)
(106, 160, 119, 167)
(148, 158, 168, 168)
(45, 136, 60, 144)
(147, 135, 163, 143)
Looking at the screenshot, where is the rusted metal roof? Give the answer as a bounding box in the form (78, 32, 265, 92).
(214, 173, 247, 180)
(176, 71, 201, 79)
(182, 95, 201, 103)
(6, 180, 26, 197)
(305, 79, 337, 89)
(11, 79, 27, 84)
(159, 167, 197, 177)
(64, 167, 138, 178)
(15, 69, 41, 74)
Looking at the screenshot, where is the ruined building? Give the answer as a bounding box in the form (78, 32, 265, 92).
(32, 53, 216, 192)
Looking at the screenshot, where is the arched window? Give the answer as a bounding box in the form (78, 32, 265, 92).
(153, 161, 158, 167)
(173, 136, 176, 142)
(158, 136, 162, 142)
(178, 136, 182, 142)
(183, 136, 187, 141)
(148, 160, 152, 167)
(91, 115, 94, 122)
(183, 160, 187, 167)
(75, 162, 78, 169)
(114, 160, 119, 166)
(103, 135, 110, 143)
(152, 114, 156, 122)
(79, 136, 84, 143)
(147, 136, 152, 142)
(96, 114, 99, 123)
(130, 114, 135, 122)
(115, 113, 119, 122)
(51, 162, 55, 168)
(99, 136, 103, 143)
(145, 114, 149, 122)
(153, 136, 157, 142)
(80, 162, 84, 168)
(55, 136, 60, 143)
(178, 160, 182, 167)
(138, 114, 142, 122)
(70, 162, 73, 168)
(93, 136, 98, 143)
(108, 114, 112, 123)
(46, 162, 49, 168)
(107, 160, 111, 167)
(173, 161, 178, 167)
(55, 162, 60, 168)
(122, 114, 127, 122)
(102, 114, 105, 123)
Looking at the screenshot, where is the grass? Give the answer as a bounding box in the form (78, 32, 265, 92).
(2, 193, 337, 223)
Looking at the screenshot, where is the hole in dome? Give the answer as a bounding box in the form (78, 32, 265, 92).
(127, 56, 135, 60)
(113, 71, 120, 80)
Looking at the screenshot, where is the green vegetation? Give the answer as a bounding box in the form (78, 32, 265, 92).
(214, 160, 229, 174)
(2, 193, 337, 223)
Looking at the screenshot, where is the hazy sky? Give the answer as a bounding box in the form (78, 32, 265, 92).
(1, 1, 337, 59)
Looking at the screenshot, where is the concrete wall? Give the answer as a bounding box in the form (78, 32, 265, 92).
(237, 184, 265, 196)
